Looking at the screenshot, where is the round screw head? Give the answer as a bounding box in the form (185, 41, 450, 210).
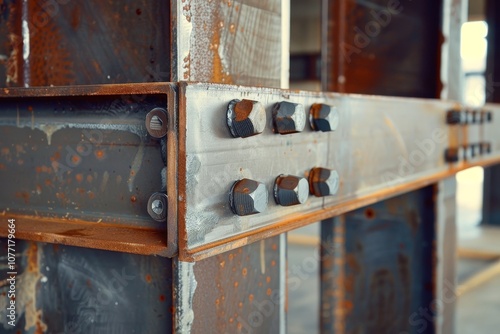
(272, 101, 306, 134)
(229, 179, 268, 216)
(308, 168, 340, 197)
(227, 99, 266, 138)
(147, 192, 168, 222)
(274, 175, 309, 206)
(309, 103, 339, 132)
(146, 108, 168, 138)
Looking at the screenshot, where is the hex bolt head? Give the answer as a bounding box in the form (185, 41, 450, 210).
(147, 192, 168, 222)
(308, 168, 340, 197)
(486, 111, 493, 123)
(444, 148, 459, 163)
(480, 142, 492, 155)
(274, 174, 309, 206)
(446, 110, 463, 125)
(226, 99, 266, 138)
(272, 101, 306, 134)
(229, 179, 268, 216)
(309, 103, 339, 132)
(146, 108, 168, 138)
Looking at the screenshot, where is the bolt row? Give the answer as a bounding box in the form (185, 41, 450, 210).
(226, 99, 339, 138)
(446, 109, 493, 125)
(229, 168, 340, 217)
(445, 142, 492, 163)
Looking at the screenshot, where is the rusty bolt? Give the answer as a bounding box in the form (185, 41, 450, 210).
(226, 99, 266, 138)
(309, 103, 339, 132)
(444, 148, 459, 163)
(273, 174, 309, 206)
(147, 192, 168, 222)
(308, 168, 340, 197)
(229, 179, 268, 216)
(146, 108, 168, 138)
(446, 109, 464, 125)
(272, 101, 306, 134)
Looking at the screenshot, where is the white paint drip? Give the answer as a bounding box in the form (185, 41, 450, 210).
(127, 141, 145, 193)
(175, 261, 197, 333)
(21, 0, 30, 87)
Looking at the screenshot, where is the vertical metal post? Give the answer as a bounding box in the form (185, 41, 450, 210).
(482, 0, 500, 225)
(172, 1, 288, 332)
(319, 0, 464, 333)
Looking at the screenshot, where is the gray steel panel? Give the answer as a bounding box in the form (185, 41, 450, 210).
(181, 83, 462, 250)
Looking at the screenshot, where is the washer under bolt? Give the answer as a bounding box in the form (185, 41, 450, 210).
(229, 179, 268, 216)
(308, 167, 340, 197)
(146, 108, 168, 138)
(147, 192, 168, 222)
(274, 174, 309, 206)
(309, 103, 339, 132)
(226, 99, 266, 138)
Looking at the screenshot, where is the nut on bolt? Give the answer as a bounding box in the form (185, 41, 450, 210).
(274, 174, 309, 206)
(147, 192, 168, 222)
(146, 108, 168, 138)
(309, 103, 339, 132)
(227, 99, 266, 138)
(272, 101, 306, 134)
(229, 179, 268, 216)
(308, 167, 340, 197)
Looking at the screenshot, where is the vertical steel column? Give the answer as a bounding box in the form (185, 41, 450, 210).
(172, 1, 288, 333)
(482, 0, 500, 225)
(320, 0, 464, 333)
(0, 2, 173, 333)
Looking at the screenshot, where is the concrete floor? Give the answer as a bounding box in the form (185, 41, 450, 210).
(287, 167, 500, 333)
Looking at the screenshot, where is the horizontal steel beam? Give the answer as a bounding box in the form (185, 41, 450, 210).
(178, 83, 500, 261)
(0, 83, 178, 257)
(1, 82, 499, 260)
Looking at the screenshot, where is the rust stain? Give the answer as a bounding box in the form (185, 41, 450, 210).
(364, 208, 376, 220)
(210, 27, 232, 84)
(28, 0, 75, 86)
(145, 274, 152, 283)
(15, 191, 30, 204)
(94, 149, 105, 160)
(75, 173, 83, 183)
(70, 5, 80, 29)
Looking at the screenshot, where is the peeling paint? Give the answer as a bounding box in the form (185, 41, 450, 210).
(175, 261, 197, 333)
(127, 141, 145, 193)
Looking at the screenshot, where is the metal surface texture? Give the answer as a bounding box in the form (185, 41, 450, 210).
(178, 82, 500, 260)
(321, 187, 437, 334)
(482, 0, 500, 225)
(173, 235, 285, 333)
(1, 81, 498, 261)
(172, 0, 285, 88)
(0, 83, 179, 257)
(323, 0, 443, 98)
(0, 0, 170, 87)
(0, 239, 173, 333)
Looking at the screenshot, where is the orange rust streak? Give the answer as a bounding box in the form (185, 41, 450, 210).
(0, 214, 168, 256)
